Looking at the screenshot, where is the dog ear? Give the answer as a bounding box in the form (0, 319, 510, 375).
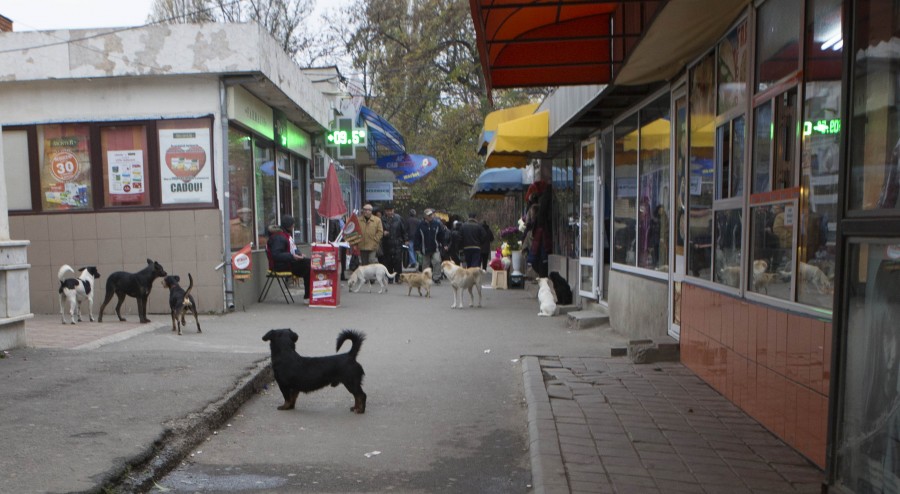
(262, 330, 273, 342)
(288, 329, 299, 342)
(175, 275, 181, 283)
(147, 258, 153, 265)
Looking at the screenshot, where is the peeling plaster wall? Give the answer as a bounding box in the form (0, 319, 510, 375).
(0, 23, 330, 129)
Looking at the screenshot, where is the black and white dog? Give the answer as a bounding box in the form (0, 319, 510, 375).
(58, 265, 101, 324)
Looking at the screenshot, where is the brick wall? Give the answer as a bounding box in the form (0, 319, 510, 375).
(0, 15, 12, 32)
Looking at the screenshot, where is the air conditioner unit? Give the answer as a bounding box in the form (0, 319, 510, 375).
(313, 155, 327, 180)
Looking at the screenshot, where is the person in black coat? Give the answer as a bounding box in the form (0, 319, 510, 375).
(266, 215, 311, 299)
(480, 220, 494, 270)
(460, 212, 488, 268)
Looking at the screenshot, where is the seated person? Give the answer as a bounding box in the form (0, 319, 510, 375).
(266, 215, 311, 299)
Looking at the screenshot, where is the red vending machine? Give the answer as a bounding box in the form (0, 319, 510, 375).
(309, 243, 340, 308)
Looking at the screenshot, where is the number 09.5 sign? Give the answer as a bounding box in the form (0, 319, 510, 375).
(39, 124, 93, 211)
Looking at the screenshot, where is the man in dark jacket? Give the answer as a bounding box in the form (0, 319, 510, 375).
(266, 215, 311, 299)
(460, 212, 488, 268)
(414, 208, 448, 283)
(480, 220, 494, 270)
(405, 209, 420, 269)
(380, 204, 407, 281)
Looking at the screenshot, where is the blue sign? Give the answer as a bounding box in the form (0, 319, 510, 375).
(376, 153, 439, 184)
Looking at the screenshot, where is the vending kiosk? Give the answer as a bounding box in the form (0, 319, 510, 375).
(309, 243, 340, 308)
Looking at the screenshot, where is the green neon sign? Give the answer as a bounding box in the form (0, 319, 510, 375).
(803, 119, 841, 136)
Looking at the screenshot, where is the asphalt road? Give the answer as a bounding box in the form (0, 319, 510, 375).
(152, 281, 626, 493)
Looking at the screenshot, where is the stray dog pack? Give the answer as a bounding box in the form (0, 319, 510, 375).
(98, 258, 167, 323)
(58, 265, 101, 324)
(262, 328, 367, 413)
(163, 273, 201, 335)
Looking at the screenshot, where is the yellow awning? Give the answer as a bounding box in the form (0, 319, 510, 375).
(478, 103, 540, 154)
(484, 111, 549, 168)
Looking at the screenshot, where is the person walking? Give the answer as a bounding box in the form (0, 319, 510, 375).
(480, 220, 494, 270)
(405, 209, 421, 269)
(459, 213, 487, 268)
(414, 208, 448, 283)
(380, 204, 407, 281)
(358, 204, 383, 266)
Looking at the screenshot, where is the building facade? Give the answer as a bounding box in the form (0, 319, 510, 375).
(471, 0, 899, 490)
(0, 23, 340, 316)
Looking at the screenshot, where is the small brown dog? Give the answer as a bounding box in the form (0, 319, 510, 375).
(398, 267, 433, 297)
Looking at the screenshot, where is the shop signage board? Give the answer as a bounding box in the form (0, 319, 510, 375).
(159, 127, 213, 204)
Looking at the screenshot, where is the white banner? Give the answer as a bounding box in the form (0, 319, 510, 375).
(365, 181, 393, 201)
(159, 127, 213, 204)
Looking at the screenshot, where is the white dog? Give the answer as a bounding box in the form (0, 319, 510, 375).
(58, 265, 101, 324)
(348, 263, 396, 293)
(537, 278, 557, 317)
(441, 260, 483, 309)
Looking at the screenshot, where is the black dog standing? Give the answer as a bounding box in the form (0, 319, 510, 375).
(163, 273, 201, 335)
(98, 259, 168, 323)
(262, 328, 367, 413)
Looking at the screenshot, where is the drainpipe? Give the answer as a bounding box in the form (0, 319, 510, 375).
(220, 79, 235, 311)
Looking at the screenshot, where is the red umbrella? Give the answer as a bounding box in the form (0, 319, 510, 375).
(317, 161, 347, 219)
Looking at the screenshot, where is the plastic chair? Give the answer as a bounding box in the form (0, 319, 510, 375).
(258, 250, 295, 303)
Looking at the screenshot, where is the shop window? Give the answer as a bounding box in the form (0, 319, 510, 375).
(637, 96, 670, 271)
(848, 0, 900, 212)
(158, 118, 214, 206)
(582, 140, 597, 260)
(836, 240, 900, 492)
(713, 208, 743, 288)
(100, 125, 150, 207)
(613, 114, 638, 265)
(752, 103, 774, 193)
(716, 116, 746, 199)
(755, 0, 802, 93)
(291, 157, 310, 245)
(2, 130, 32, 211)
(254, 141, 276, 246)
(748, 200, 795, 299)
(797, 0, 842, 309)
(718, 21, 749, 115)
(37, 123, 93, 211)
(228, 128, 254, 251)
(551, 153, 578, 259)
(689, 54, 716, 279)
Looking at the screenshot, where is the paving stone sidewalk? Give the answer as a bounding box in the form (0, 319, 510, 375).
(522, 356, 825, 494)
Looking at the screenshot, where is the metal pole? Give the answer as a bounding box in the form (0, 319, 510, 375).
(220, 79, 235, 311)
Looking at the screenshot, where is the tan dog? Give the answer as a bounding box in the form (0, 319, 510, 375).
(441, 260, 483, 309)
(398, 267, 433, 297)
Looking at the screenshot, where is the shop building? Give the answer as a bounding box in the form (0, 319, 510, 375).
(471, 0, 900, 489)
(0, 23, 345, 316)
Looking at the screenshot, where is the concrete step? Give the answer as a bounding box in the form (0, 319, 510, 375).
(555, 304, 579, 316)
(566, 309, 609, 330)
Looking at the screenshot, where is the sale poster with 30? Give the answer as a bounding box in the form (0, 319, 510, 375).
(158, 127, 213, 204)
(40, 126, 93, 211)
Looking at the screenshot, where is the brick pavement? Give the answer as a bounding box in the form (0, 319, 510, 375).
(23, 314, 163, 349)
(522, 356, 825, 494)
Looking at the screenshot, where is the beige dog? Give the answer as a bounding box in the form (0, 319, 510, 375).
(348, 264, 396, 293)
(441, 260, 483, 309)
(398, 267, 433, 297)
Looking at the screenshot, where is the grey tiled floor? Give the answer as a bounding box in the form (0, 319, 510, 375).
(523, 356, 824, 494)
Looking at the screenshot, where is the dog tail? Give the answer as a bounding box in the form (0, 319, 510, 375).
(336, 329, 366, 359)
(185, 273, 194, 297)
(422, 267, 432, 277)
(386, 271, 396, 279)
(58, 264, 76, 282)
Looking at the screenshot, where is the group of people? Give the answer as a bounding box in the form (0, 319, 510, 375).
(351, 205, 494, 284)
(264, 200, 552, 296)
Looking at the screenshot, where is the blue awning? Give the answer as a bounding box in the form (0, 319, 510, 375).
(357, 106, 406, 158)
(470, 167, 525, 198)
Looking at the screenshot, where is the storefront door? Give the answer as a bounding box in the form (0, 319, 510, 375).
(669, 91, 688, 340)
(579, 138, 601, 299)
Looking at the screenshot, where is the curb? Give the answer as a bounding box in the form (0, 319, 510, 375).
(522, 356, 569, 494)
(73, 322, 166, 350)
(97, 358, 274, 493)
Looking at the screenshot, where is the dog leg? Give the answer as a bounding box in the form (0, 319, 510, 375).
(192, 308, 202, 333)
(97, 292, 116, 323)
(60, 295, 69, 324)
(344, 383, 367, 414)
(171, 312, 178, 334)
(278, 389, 300, 410)
(139, 296, 151, 323)
(475, 285, 482, 308)
(114, 294, 127, 322)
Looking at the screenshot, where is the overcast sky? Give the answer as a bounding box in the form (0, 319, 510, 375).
(0, 0, 334, 31)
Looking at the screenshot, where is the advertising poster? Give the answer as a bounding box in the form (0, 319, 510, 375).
(107, 150, 145, 199)
(159, 127, 213, 204)
(232, 243, 252, 281)
(40, 127, 92, 211)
